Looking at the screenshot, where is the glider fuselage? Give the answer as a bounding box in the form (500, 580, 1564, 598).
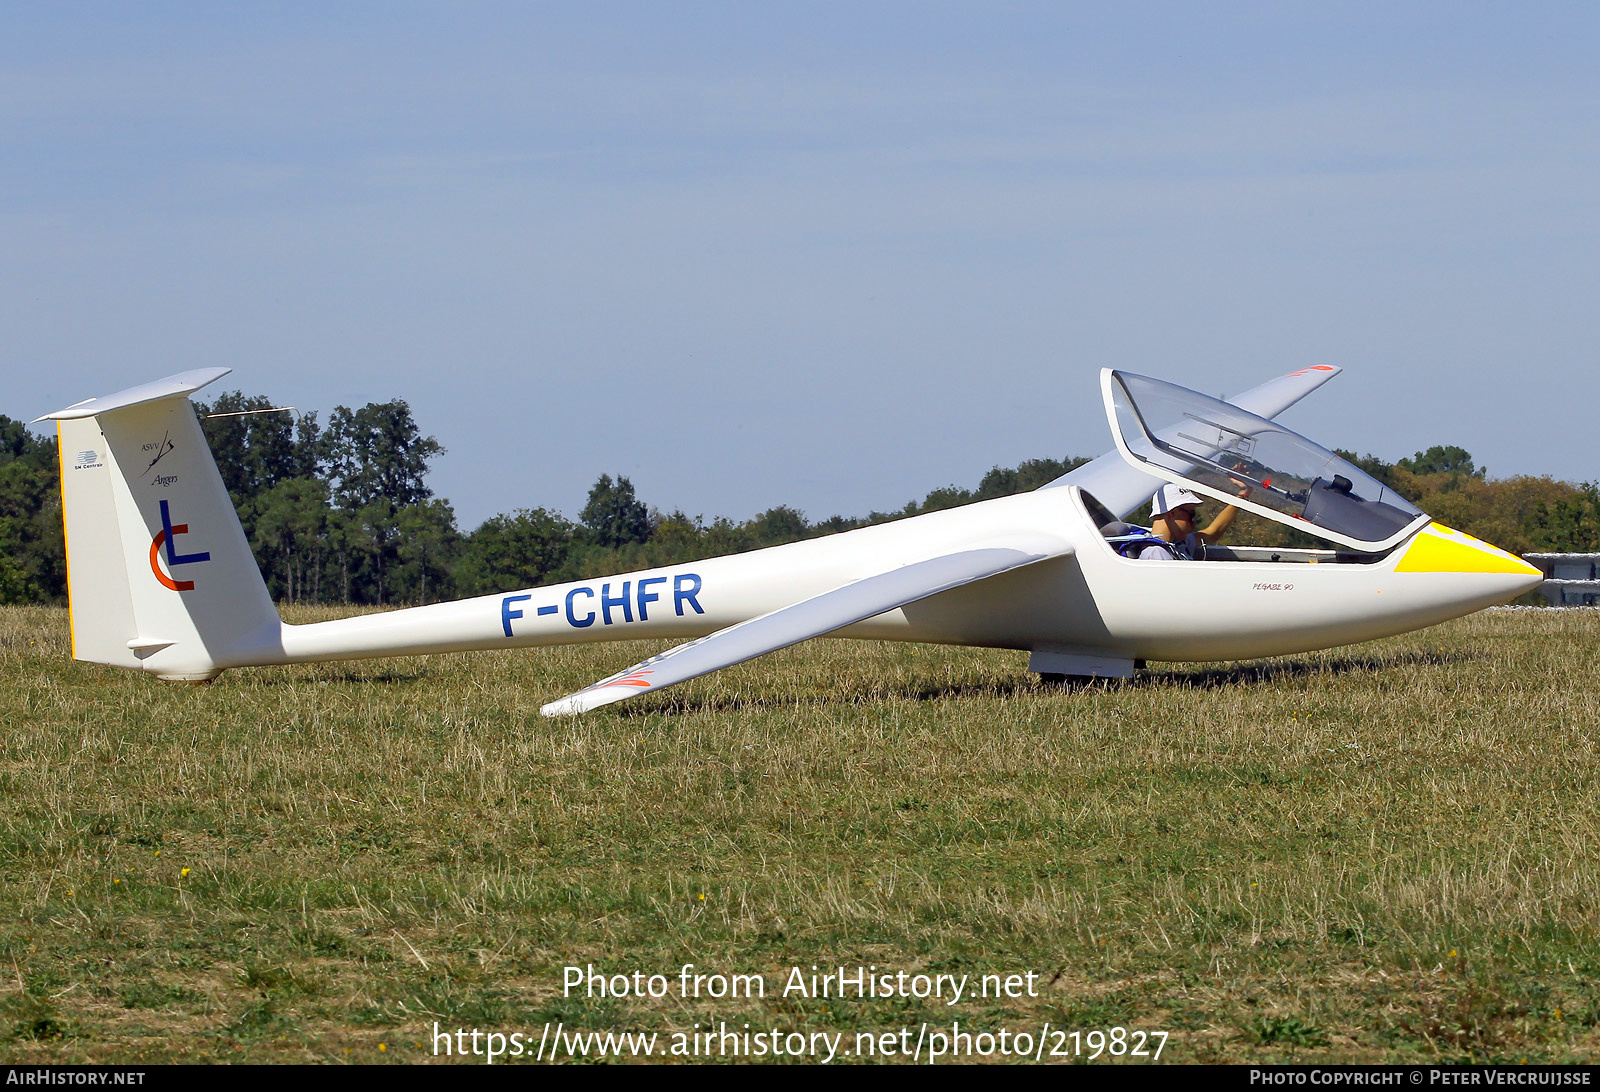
(275, 478, 1537, 669)
(38, 365, 1545, 707)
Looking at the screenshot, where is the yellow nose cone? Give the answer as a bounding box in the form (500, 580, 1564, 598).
(1394, 523, 1543, 577)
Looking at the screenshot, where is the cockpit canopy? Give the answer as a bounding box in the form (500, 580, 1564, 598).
(1103, 370, 1430, 552)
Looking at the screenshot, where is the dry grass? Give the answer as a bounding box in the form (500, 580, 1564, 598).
(1, 605, 1598, 1063)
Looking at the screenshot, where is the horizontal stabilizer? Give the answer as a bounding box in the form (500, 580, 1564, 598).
(540, 542, 1071, 716)
(33, 368, 232, 422)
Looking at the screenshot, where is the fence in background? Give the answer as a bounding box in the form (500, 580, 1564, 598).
(1523, 554, 1600, 606)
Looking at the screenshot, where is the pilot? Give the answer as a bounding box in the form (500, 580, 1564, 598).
(1136, 483, 1249, 560)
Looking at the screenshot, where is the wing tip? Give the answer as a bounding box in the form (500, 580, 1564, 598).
(540, 685, 640, 717)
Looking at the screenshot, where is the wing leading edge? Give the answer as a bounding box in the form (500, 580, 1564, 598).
(539, 541, 1072, 716)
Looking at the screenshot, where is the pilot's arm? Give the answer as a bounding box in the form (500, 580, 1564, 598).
(1196, 481, 1252, 545)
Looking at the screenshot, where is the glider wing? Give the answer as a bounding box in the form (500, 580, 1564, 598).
(539, 541, 1071, 716)
(1224, 363, 1342, 419)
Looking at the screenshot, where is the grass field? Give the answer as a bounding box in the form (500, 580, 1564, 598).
(2, 604, 1598, 1064)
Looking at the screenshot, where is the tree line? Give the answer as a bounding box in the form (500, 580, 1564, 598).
(3, 392, 1599, 608)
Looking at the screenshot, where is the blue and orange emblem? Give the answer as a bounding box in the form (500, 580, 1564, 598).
(149, 499, 211, 591)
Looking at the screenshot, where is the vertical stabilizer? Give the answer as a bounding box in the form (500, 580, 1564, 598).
(38, 370, 283, 680)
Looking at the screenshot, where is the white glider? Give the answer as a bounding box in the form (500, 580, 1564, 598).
(37, 365, 1543, 713)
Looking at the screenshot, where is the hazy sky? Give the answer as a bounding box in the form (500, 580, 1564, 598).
(5, 3, 1597, 528)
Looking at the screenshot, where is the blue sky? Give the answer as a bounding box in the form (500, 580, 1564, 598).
(5, 3, 1597, 527)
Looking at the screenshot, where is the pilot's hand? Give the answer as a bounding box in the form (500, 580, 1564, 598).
(1228, 457, 1254, 496)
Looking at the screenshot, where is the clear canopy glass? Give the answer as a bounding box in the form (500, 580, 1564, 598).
(1106, 370, 1429, 551)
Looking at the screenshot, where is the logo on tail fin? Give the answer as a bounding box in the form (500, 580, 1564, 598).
(149, 499, 211, 591)
(142, 432, 175, 477)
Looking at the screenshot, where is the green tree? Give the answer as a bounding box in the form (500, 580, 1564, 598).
(454, 508, 574, 595)
(339, 502, 398, 604)
(324, 506, 364, 605)
(195, 391, 317, 501)
(314, 401, 451, 603)
(1397, 445, 1480, 479)
(742, 505, 809, 547)
(246, 477, 331, 604)
(1416, 474, 1593, 555)
(1333, 449, 1400, 491)
(975, 457, 1090, 500)
(579, 474, 652, 549)
(194, 391, 324, 583)
(1527, 483, 1600, 552)
(391, 500, 460, 604)
(0, 415, 59, 473)
(323, 401, 443, 511)
(914, 486, 975, 514)
(0, 416, 65, 604)
(650, 510, 706, 557)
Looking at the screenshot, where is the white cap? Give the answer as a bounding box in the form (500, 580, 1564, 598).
(1152, 484, 1204, 516)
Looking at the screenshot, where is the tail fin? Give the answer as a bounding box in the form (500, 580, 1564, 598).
(37, 370, 282, 680)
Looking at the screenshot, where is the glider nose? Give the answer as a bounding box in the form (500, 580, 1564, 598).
(1393, 522, 1545, 603)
